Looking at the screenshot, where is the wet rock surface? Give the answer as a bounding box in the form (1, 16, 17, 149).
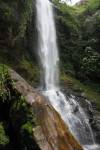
(32, 99, 84, 150)
(9, 69, 84, 150)
(62, 87, 100, 145)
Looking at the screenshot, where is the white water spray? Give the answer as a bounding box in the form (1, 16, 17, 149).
(36, 0, 99, 149)
(36, 0, 59, 90)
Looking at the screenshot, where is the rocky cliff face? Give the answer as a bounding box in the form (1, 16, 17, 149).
(0, 0, 39, 86)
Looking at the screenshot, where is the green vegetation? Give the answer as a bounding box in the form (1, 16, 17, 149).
(54, 0, 100, 82)
(0, 0, 99, 107)
(0, 123, 9, 145)
(0, 64, 40, 150)
(74, 0, 100, 13)
(0, 0, 38, 86)
(0, 0, 99, 109)
(0, 0, 100, 148)
(19, 57, 40, 86)
(52, 0, 100, 109)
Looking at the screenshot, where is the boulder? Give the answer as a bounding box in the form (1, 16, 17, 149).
(9, 69, 83, 150)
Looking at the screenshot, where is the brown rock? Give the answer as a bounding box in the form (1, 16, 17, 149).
(32, 99, 83, 150)
(9, 69, 84, 150)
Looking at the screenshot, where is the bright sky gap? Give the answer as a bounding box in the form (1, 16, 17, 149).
(61, 0, 81, 5)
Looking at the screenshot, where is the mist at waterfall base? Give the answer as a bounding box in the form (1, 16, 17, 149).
(36, 0, 99, 149)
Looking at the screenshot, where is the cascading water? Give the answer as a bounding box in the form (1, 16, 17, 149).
(36, 0, 59, 90)
(36, 0, 99, 149)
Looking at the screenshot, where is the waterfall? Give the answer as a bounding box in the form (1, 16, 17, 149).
(36, 0, 99, 149)
(36, 0, 59, 90)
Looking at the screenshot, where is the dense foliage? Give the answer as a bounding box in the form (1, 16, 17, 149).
(0, 65, 40, 150)
(54, 0, 100, 83)
(0, 0, 39, 86)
